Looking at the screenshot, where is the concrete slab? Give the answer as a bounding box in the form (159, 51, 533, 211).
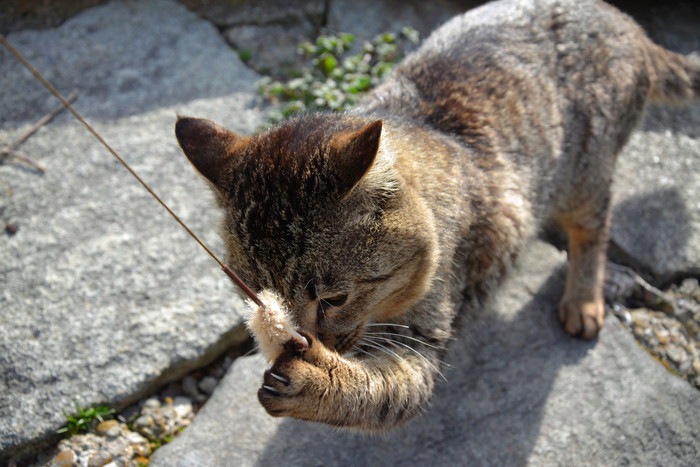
(0, 0, 263, 459)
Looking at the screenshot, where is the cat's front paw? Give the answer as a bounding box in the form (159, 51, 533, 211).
(257, 335, 337, 420)
(558, 298, 604, 340)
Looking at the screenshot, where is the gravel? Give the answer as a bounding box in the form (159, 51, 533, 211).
(611, 277, 700, 389)
(40, 343, 251, 467)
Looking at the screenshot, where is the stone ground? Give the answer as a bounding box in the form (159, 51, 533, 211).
(0, 1, 262, 463)
(0, 0, 698, 466)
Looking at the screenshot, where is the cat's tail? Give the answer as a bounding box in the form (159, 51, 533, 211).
(646, 41, 700, 105)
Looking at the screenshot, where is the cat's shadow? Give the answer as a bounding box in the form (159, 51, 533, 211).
(255, 258, 593, 466)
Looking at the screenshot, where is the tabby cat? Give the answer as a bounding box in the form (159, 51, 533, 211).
(175, 0, 699, 431)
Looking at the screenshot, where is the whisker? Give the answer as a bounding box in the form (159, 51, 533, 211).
(358, 339, 404, 362)
(362, 331, 441, 350)
(304, 278, 313, 292)
(361, 340, 403, 380)
(243, 346, 258, 358)
(351, 345, 376, 359)
(365, 335, 448, 382)
(363, 323, 410, 329)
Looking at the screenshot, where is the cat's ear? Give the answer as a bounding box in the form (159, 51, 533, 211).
(330, 120, 382, 195)
(175, 116, 246, 190)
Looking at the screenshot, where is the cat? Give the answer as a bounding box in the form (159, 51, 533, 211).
(175, 0, 699, 431)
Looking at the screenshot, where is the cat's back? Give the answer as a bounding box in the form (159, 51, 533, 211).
(356, 0, 662, 229)
(358, 0, 658, 189)
(408, 0, 641, 70)
(362, 0, 649, 124)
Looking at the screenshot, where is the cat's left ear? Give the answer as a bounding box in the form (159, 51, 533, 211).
(330, 120, 382, 195)
(175, 116, 246, 191)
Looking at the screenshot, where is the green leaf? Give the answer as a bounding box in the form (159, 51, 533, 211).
(256, 28, 415, 120)
(319, 55, 338, 76)
(238, 49, 252, 63)
(340, 33, 355, 47)
(401, 26, 420, 44)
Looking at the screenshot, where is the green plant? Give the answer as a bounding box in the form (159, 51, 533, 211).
(57, 403, 115, 436)
(258, 27, 419, 122)
(149, 433, 175, 450)
(238, 49, 253, 63)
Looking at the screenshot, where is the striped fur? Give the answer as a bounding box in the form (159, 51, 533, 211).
(176, 0, 699, 431)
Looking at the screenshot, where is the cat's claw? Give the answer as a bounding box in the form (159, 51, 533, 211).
(262, 384, 280, 395)
(289, 330, 310, 351)
(270, 371, 290, 385)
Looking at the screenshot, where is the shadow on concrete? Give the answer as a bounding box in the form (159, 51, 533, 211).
(610, 187, 696, 285)
(254, 264, 592, 466)
(641, 104, 700, 140)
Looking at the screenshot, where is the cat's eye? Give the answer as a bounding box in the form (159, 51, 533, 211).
(321, 294, 348, 308)
(316, 294, 348, 322)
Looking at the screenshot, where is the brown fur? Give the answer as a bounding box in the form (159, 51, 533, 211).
(175, 0, 699, 431)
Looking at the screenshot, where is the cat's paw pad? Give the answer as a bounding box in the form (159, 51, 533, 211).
(558, 299, 605, 340)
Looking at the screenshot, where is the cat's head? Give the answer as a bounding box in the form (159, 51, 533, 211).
(176, 114, 438, 359)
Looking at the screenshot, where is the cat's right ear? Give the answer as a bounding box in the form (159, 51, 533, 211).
(175, 117, 246, 191)
(330, 120, 383, 196)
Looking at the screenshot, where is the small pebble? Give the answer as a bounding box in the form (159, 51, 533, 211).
(679, 278, 699, 297)
(632, 314, 650, 328)
(654, 328, 670, 345)
(5, 223, 18, 236)
(210, 365, 225, 379)
(133, 414, 153, 429)
(181, 375, 201, 398)
(87, 450, 112, 467)
(679, 359, 692, 373)
(173, 396, 194, 419)
(666, 345, 687, 365)
(126, 431, 150, 447)
(50, 449, 76, 467)
(620, 310, 632, 326)
(198, 376, 219, 395)
(668, 328, 684, 345)
(96, 420, 120, 438)
(142, 397, 161, 409)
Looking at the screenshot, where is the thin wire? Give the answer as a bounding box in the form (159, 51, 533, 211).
(0, 34, 264, 308)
